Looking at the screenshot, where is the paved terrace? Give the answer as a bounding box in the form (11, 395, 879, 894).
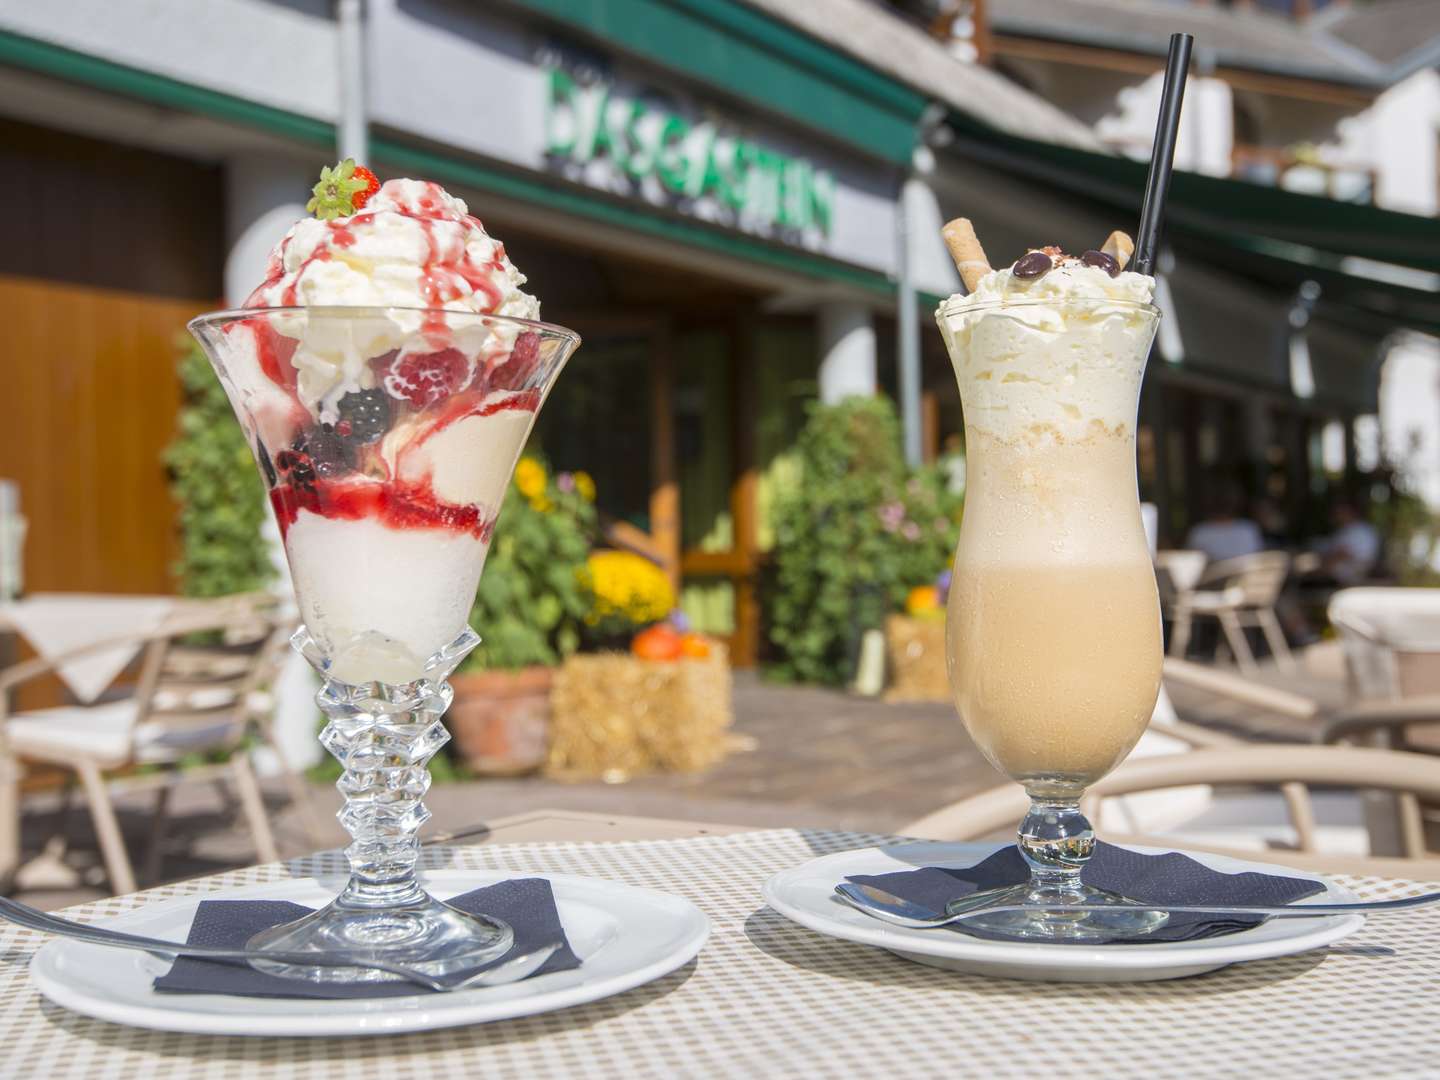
(16, 655, 1344, 910)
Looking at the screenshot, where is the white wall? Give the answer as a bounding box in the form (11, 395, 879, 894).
(817, 304, 877, 402)
(1335, 70, 1440, 217)
(0, 0, 339, 122)
(1093, 72, 1234, 177)
(1379, 333, 1440, 511)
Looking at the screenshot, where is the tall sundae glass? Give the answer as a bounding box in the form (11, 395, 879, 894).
(936, 225, 1165, 940)
(190, 165, 579, 980)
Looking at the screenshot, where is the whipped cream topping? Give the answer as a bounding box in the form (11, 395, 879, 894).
(936, 256, 1158, 442)
(953, 260, 1154, 312)
(244, 179, 540, 421)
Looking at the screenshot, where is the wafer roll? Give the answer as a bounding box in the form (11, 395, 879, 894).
(942, 218, 992, 292)
(1102, 230, 1135, 270)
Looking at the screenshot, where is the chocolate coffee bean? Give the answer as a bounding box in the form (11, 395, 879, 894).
(1080, 249, 1121, 277)
(1012, 251, 1053, 279)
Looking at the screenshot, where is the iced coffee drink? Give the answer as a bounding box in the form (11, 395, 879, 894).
(934, 223, 1166, 939)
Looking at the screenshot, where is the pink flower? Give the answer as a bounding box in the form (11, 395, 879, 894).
(556, 472, 576, 494)
(878, 501, 905, 532)
(901, 521, 922, 542)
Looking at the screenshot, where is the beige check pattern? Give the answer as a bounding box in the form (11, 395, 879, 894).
(2, 829, 1438, 1079)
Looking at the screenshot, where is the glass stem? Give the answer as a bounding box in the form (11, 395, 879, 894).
(315, 673, 456, 910)
(1016, 796, 1095, 904)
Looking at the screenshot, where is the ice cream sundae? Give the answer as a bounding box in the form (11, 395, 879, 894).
(193, 161, 572, 685)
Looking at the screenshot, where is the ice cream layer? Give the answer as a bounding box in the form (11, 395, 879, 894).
(937, 259, 1156, 442)
(245, 179, 540, 421)
(384, 392, 538, 507)
(284, 511, 490, 685)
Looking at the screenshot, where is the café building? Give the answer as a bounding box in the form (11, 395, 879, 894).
(3, 0, 1433, 664)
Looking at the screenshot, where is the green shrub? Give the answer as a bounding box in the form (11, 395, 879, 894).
(165, 338, 274, 597)
(766, 397, 961, 685)
(462, 457, 597, 671)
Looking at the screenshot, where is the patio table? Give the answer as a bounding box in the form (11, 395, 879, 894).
(2, 809, 1437, 1078)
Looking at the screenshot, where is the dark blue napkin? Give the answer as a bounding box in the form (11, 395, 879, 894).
(847, 842, 1326, 945)
(152, 878, 579, 998)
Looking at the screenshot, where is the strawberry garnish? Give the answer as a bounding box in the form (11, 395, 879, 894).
(350, 165, 381, 211)
(306, 159, 382, 220)
(377, 347, 476, 407)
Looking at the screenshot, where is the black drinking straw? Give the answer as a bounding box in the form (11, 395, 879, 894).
(1132, 33, 1194, 276)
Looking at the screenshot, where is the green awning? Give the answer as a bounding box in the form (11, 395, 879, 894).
(945, 116, 1440, 338)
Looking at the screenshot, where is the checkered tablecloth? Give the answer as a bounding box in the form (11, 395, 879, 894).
(3, 829, 1437, 1078)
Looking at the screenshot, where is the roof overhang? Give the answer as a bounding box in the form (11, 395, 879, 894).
(943, 114, 1440, 339)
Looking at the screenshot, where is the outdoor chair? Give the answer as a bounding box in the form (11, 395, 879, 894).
(903, 744, 1440, 879)
(1330, 587, 1440, 703)
(0, 593, 311, 895)
(1166, 551, 1294, 673)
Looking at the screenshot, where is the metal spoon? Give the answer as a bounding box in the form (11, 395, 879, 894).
(0, 896, 557, 992)
(834, 881, 1440, 930)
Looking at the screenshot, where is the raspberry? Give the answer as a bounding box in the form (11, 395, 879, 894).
(489, 332, 541, 391)
(337, 388, 390, 443)
(377, 348, 475, 407)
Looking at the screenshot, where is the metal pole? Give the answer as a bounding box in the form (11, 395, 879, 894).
(336, 0, 368, 162)
(897, 177, 922, 467)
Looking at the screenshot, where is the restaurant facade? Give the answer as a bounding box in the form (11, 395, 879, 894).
(1, 0, 1433, 665)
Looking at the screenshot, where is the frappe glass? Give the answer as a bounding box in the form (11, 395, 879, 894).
(939, 294, 1165, 940)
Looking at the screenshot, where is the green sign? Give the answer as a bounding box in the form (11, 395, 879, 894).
(545, 68, 834, 238)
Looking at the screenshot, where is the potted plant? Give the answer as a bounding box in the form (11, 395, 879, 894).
(767, 397, 962, 686)
(445, 458, 596, 774)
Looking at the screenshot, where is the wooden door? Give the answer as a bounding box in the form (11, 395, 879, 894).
(0, 274, 204, 594)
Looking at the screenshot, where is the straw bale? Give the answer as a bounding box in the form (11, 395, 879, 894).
(545, 645, 734, 781)
(884, 615, 951, 703)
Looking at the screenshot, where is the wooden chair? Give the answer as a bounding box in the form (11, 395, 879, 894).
(1167, 551, 1294, 673)
(0, 594, 310, 895)
(903, 744, 1440, 879)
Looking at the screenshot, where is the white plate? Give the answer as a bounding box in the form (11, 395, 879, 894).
(30, 869, 708, 1036)
(762, 841, 1365, 983)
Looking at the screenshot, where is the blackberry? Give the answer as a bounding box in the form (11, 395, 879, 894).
(275, 448, 317, 491)
(301, 426, 355, 478)
(337, 388, 390, 443)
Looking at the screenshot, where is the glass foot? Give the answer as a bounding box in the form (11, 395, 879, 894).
(953, 882, 1168, 942)
(247, 884, 514, 983)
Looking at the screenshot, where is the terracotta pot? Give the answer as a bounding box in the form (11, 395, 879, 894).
(445, 666, 553, 776)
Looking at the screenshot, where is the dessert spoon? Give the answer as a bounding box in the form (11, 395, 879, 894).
(1, 896, 556, 992)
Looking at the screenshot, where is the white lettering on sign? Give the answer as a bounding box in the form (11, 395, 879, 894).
(544, 67, 834, 240)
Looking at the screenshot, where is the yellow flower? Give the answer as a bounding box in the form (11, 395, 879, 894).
(585, 550, 675, 625)
(573, 471, 596, 503)
(530, 495, 553, 513)
(514, 458, 546, 499)
(905, 585, 942, 618)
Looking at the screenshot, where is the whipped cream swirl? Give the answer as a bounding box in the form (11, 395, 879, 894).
(244, 179, 540, 420)
(936, 256, 1158, 442)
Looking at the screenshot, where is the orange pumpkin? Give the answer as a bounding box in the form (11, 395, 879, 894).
(679, 632, 711, 659)
(632, 624, 683, 661)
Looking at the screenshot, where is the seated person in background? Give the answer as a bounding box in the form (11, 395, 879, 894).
(1184, 487, 1265, 564)
(1316, 501, 1381, 585)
